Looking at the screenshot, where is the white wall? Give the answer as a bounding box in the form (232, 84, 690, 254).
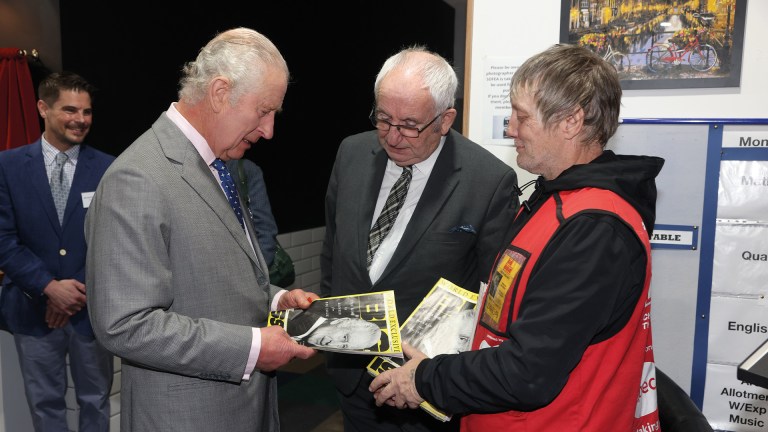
(0, 332, 33, 430)
(466, 0, 768, 188)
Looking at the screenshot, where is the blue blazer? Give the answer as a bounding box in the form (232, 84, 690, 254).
(0, 140, 114, 337)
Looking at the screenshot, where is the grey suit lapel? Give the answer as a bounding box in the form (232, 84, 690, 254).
(184, 157, 269, 281)
(242, 204, 270, 279)
(153, 115, 265, 274)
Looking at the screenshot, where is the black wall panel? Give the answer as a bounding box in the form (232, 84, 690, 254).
(59, 1, 455, 232)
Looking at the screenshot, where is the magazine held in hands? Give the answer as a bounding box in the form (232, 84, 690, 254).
(268, 290, 402, 357)
(367, 278, 482, 422)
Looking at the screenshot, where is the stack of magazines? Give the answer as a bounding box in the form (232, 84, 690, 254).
(367, 278, 482, 421)
(268, 279, 482, 421)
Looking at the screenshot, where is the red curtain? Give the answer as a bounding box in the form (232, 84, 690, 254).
(1, 48, 41, 151)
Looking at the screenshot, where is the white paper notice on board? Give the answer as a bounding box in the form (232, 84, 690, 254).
(722, 125, 768, 149)
(707, 295, 768, 365)
(712, 221, 768, 296)
(702, 363, 768, 432)
(718, 160, 768, 220)
(482, 57, 517, 146)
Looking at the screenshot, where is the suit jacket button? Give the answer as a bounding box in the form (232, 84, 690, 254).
(257, 276, 268, 285)
(59, 249, 67, 256)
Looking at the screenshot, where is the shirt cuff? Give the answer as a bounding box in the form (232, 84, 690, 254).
(243, 327, 261, 381)
(243, 289, 288, 380)
(271, 289, 288, 311)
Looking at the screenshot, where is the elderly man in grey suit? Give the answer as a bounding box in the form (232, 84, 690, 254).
(85, 27, 316, 432)
(321, 46, 519, 432)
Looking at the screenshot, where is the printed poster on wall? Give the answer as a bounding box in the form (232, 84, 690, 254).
(481, 56, 517, 146)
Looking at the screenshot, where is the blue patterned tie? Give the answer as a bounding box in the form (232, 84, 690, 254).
(50, 152, 70, 225)
(211, 159, 245, 229)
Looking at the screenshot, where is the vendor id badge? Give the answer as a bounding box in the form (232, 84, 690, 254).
(481, 248, 526, 332)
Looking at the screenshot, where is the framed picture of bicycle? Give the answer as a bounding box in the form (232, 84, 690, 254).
(559, 0, 746, 90)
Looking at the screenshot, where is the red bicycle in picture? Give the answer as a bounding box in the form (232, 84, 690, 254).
(646, 28, 718, 73)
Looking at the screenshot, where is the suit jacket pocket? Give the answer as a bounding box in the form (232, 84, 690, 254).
(422, 231, 476, 245)
(168, 377, 229, 395)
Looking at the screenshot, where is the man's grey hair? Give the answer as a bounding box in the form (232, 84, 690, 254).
(510, 43, 621, 147)
(374, 45, 458, 117)
(178, 27, 289, 105)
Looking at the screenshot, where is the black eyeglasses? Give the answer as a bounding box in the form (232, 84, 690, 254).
(369, 111, 443, 138)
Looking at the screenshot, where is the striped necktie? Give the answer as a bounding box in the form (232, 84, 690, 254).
(367, 165, 412, 269)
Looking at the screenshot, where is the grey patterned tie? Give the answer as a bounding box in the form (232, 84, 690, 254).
(367, 165, 413, 269)
(50, 152, 70, 225)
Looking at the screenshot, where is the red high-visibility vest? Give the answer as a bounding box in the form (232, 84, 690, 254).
(464, 188, 660, 432)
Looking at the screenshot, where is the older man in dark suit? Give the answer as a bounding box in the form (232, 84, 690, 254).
(321, 46, 519, 432)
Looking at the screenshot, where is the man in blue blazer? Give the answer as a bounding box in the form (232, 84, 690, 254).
(0, 72, 114, 431)
(321, 47, 519, 431)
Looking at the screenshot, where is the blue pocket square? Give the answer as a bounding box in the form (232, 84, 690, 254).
(449, 224, 477, 234)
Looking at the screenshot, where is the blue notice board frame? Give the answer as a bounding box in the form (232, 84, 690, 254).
(622, 118, 768, 410)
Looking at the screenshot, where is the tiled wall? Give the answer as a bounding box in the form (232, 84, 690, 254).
(277, 226, 326, 295)
(65, 226, 326, 431)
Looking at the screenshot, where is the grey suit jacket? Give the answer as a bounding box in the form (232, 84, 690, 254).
(320, 129, 519, 394)
(85, 113, 281, 432)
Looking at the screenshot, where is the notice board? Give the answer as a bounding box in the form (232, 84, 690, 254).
(549, 120, 768, 431)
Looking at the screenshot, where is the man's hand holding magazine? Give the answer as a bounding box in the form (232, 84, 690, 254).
(370, 342, 427, 409)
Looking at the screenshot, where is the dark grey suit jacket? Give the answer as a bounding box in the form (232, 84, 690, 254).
(321, 129, 519, 394)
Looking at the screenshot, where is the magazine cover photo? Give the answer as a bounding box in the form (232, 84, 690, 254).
(269, 290, 402, 357)
(398, 278, 479, 358)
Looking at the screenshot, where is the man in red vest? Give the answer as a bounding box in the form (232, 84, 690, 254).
(370, 43, 664, 432)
